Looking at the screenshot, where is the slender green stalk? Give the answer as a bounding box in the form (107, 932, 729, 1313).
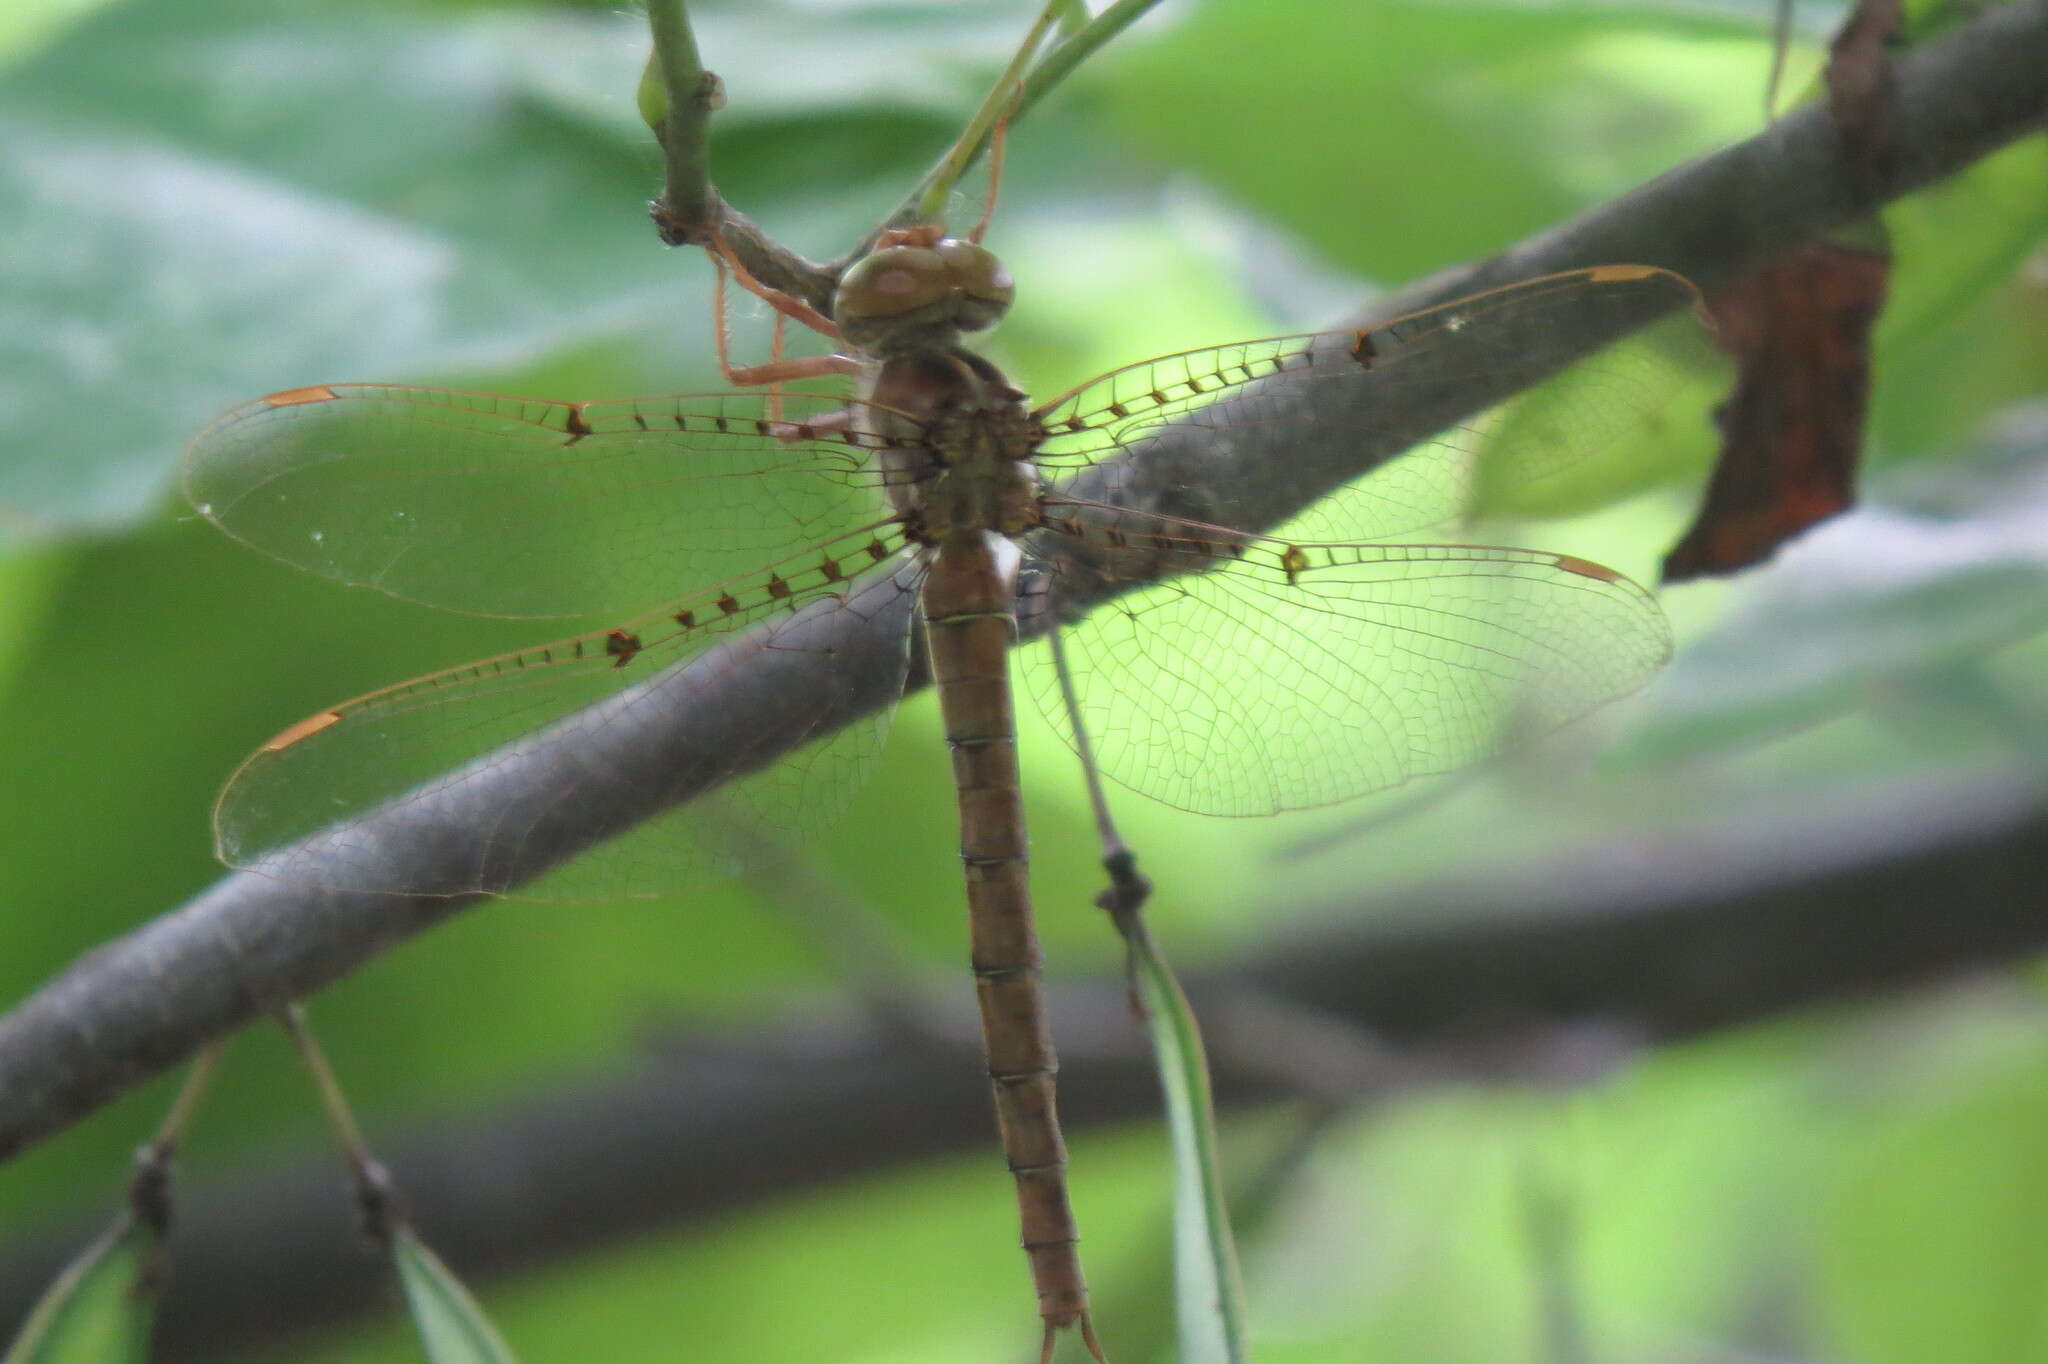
(278, 1003, 373, 1167)
(148, 1042, 220, 1149)
(1119, 914, 1253, 1364)
(645, 0, 714, 235)
(1047, 624, 1251, 1362)
(911, 0, 1065, 223)
(1013, 0, 1167, 125)
(880, 0, 1170, 238)
(1050, 0, 1092, 39)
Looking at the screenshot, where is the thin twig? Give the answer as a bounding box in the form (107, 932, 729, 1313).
(277, 1004, 371, 1168)
(642, 1, 836, 308)
(910, 2, 1061, 227)
(1048, 619, 1248, 1360)
(1, 0, 2043, 1165)
(147, 1043, 221, 1150)
(645, 0, 715, 238)
(860, 0, 1172, 254)
(6, 771, 2048, 1351)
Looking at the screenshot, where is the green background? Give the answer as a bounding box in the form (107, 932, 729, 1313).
(2, 0, 2046, 1360)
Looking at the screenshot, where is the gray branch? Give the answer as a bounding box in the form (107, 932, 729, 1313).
(2, 772, 2040, 1357)
(2, 0, 2045, 1163)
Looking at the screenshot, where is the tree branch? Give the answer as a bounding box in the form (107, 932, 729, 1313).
(3, 772, 2041, 1357)
(2, 0, 2044, 1164)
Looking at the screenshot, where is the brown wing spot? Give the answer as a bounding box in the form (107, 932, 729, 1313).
(675, 609, 696, 629)
(766, 573, 792, 600)
(605, 629, 644, 667)
(1588, 264, 1658, 284)
(1106, 402, 1128, 419)
(710, 415, 728, 432)
(716, 592, 741, 616)
(1148, 389, 1168, 405)
(264, 385, 339, 408)
(1061, 416, 1087, 433)
(1349, 331, 1378, 368)
(264, 710, 342, 751)
(572, 639, 587, 659)
(820, 556, 844, 583)
(1150, 532, 1178, 552)
(1554, 554, 1625, 583)
(1279, 544, 1311, 585)
(632, 413, 649, 430)
(865, 538, 891, 562)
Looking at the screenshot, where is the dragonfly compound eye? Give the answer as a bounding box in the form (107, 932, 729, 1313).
(834, 238, 1015, 339)
(933, 239, 1015, 332)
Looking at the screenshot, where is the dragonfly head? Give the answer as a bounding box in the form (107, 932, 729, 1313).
(833, 234, 1014, 355)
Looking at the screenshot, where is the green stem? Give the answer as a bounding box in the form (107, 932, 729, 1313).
(876, 0, 1171, 241)
(646, 0, 714, 234)
(1014, 0, 1166, 125)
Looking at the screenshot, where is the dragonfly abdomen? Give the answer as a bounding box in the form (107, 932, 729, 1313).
(922, 531, 1089, 1334)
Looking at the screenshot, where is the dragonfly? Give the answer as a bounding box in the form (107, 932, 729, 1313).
(185, 228, 1696, 1358)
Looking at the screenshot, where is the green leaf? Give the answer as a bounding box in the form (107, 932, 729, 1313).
(393, 1226, 519, 1364)
(1, 1214, 160, 1364)
(1615, 414, 2048, 769)
(0, 0, 1010, 531)
(1872, 137, 2048, 458)
(1098, 0, 1763, 284)
(1125, 921, 1250, 1364)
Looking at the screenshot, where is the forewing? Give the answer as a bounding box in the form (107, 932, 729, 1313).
(1020, 515, 1669, 816)
(219, 531, 923, 899)
(1031, 266, 1706, 545)
(184, 385, 918, 619)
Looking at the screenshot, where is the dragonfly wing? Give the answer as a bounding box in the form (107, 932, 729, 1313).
(1032, 266, 1706, 547)
(1019, 520, 1668, 816)
(221, 533, 924, 899)
(184, 386, 918, 619)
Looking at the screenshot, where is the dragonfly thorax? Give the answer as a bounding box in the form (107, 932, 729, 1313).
(863, 349, 1041, 542)
(833, 230, 1014, 358)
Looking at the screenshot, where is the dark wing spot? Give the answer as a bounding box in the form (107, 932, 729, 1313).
(605, 629, 644, 667)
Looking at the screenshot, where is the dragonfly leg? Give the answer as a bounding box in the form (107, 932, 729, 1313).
(708, 238, 860, 385)
(705, 227, 842, 341)
(722, 352, 862, 389)
(967, 78, 1023, 246)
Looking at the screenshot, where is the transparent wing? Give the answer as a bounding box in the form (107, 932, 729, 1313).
(1031, 266, 1707, 544)
(184, 385, 923, 619)
(1020, 509, 1669, 816)
(219, 529, 924, 899)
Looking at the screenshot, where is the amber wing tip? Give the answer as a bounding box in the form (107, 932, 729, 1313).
(1552, 553, 1626, 583)
(264, 385, 340, 408)
(264, 711, 343, 751)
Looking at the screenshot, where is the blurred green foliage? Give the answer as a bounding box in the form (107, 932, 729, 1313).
(2, 0, 2046, 1361)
